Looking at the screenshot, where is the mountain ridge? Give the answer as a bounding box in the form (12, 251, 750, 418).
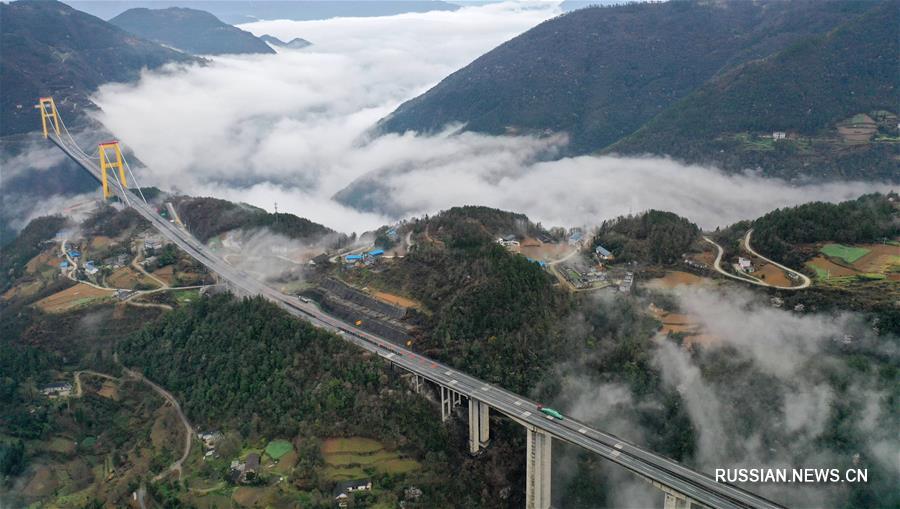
(375, 0, 890, 179)
(110, 7, 275, 56)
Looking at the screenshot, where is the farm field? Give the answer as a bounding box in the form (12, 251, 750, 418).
(373, 290, 420, 309)
(321, 437, 420, 480)
(107, 267, 160, 290)
(754, 263, 792, 287)
(645, 270, 711, 289)
(34, 283, 114, 313)
(152, 265, 175, 285)
(820, 244, 870, 264)
(517, 238, 573, 261)
(807, 243, 899, 281)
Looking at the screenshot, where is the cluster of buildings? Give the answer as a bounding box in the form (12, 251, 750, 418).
(343, 249, 385, 268)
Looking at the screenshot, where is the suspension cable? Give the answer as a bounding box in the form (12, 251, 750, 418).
(121, 151, 148, 204)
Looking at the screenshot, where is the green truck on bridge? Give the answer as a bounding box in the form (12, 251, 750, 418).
(537, 405, 564, 420)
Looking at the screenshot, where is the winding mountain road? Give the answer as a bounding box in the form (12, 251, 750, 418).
(702, 230, 809, 290)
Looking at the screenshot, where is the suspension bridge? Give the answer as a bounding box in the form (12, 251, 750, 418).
(36, 97, 785, 509)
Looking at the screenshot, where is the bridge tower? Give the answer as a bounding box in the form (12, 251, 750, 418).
(98, 141, 128, 199)
(37, 97, 61, 138)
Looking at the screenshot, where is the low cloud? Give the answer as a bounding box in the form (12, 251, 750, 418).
(81, 1, 891, 235)
(553, 286, 898, 508)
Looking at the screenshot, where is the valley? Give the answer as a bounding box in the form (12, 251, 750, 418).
(1, 1, 898, 508)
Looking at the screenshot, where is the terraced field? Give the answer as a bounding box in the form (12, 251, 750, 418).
(321, 437, 420, 480)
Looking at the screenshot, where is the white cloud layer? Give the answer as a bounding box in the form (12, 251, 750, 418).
(89, 0, 892, 236)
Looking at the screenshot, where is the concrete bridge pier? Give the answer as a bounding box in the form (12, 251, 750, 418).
(467, 399, 490, 454)
(526, 426, 552, 509)
(650, 479, 704, 509)
(440, 386, 462, 422)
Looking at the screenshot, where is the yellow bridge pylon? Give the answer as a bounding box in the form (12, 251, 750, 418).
(98, 141, 128, 199)
(38, 97, 61, 138)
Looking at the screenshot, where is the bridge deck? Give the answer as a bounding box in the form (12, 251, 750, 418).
(49, 133, 784, 509)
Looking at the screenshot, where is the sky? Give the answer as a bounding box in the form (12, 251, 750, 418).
(89, 0, 892, 235)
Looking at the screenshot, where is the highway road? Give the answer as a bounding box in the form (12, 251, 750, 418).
(50, 133, 784, 509)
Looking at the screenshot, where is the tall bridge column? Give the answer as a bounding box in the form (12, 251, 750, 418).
(440, 386, 451, 422)
(526, 427, 552, 509)
(467, 399, 491, 454)
(647, 479, 704, 509)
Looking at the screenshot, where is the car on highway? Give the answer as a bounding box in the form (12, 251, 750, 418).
(298, 296, 311, 303)
(537, 404, 564, 420)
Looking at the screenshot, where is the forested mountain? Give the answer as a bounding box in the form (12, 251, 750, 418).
(172, 196, 335, 243)
(592, 210, 700, 264)
(66, 1, 459, 24)
(0, 0, 197, 136)
(611, 0, 900, 180)
(377, 0, 877, 156)
(110, 7, 275, 56)
(345, 207, 570, 394)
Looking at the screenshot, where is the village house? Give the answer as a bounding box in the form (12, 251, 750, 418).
(738, 257, 754, 273)
(772, 131, 786, 140)
(496, 234, 520, 248)
(197, 430, 223, 449)
(594, 245, 613, 261)
(41, 382, 73, 398)
(144, 236, 163, 251)
(568, 228, 584, 245)
(229, 452, 261, 484)
(333, 478, 373, 507)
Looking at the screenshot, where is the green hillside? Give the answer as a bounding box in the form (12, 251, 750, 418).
(611, 0, 900, 179)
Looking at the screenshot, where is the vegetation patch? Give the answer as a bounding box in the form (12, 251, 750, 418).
(264, 439, 293, 460)
(820, 244, 870, 264)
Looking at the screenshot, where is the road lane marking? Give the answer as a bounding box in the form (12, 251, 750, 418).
(522, 411, 532, 417)
(481, 386, 490, 391)
(514, 400, 522, 406)
(449, 380, 458, 385)
(385, 353, 395, 359)
(445, 370, 453, 376)
(545, 415, 554, 420)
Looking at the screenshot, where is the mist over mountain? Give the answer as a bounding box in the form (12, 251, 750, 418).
(259, 34, 312, 50)
(64, 1, 459, 24)
(377, 0, 890, 178)
(110, 7, 275, 56)
(0, 0, 197, 137)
